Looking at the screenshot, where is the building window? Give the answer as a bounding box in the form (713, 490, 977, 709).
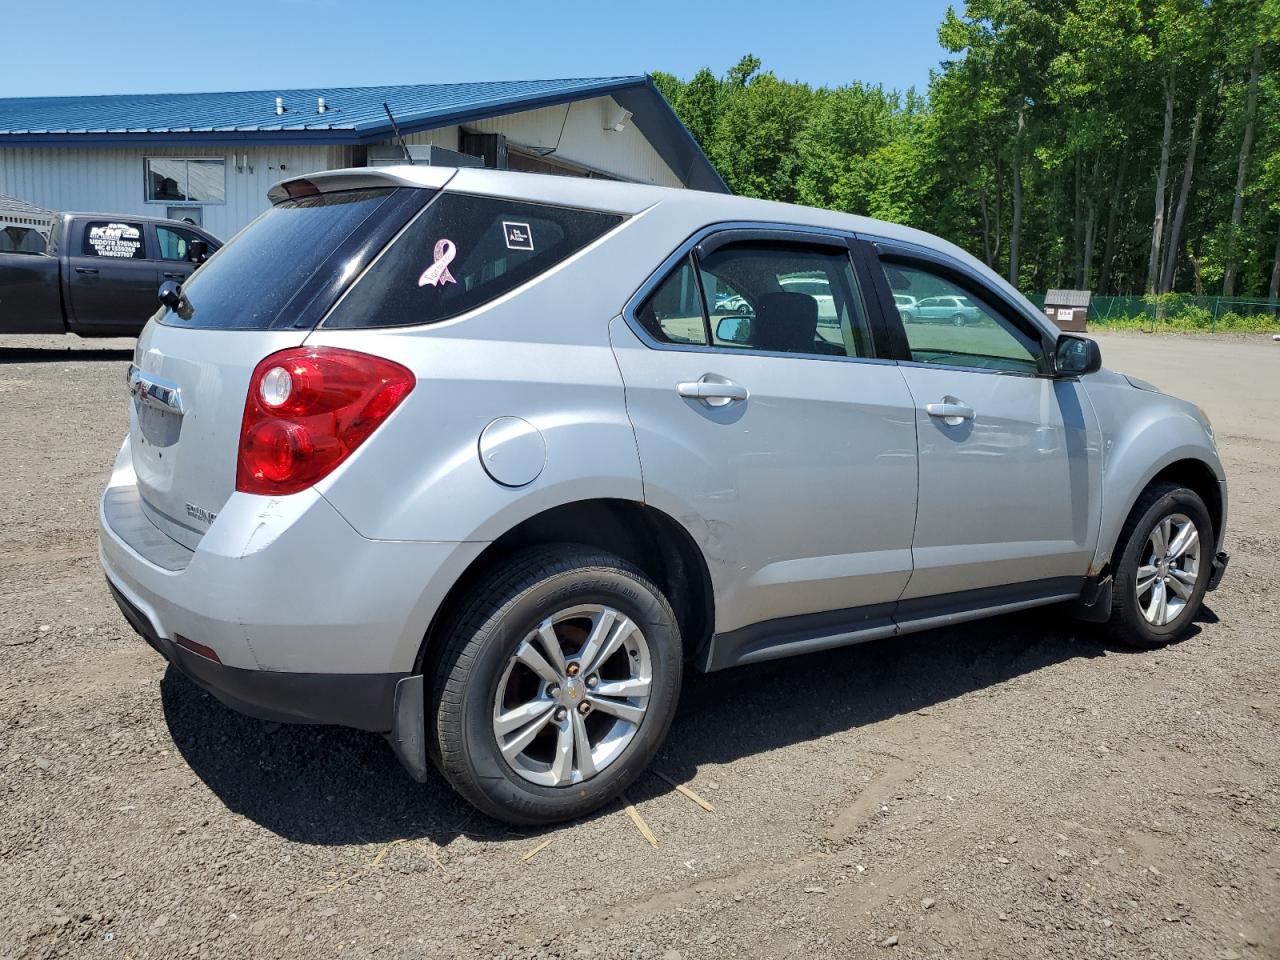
(146, 158, 225, 204)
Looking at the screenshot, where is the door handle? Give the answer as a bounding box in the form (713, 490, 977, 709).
(676, 377, 749, 407)
(925, 398, 975, 424)
(75, 267, 99, 275)
(162, 271, 185, 279)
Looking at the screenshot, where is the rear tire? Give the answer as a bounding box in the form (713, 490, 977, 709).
(1105, 482, 1213, 649)
(952, 313, 966, 326)
(429, 544, 682, 825)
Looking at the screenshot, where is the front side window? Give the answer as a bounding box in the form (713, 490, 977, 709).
(325, 194, 621, 329)
(146, 158, 226, 204)
(81, 221, 145, 259)
(155, 225, 205, 261)
(881, 262, 1042, 374)
(698, 243, 872, 358)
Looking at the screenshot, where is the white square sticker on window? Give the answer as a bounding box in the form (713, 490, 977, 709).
(503, 221, 534, 252)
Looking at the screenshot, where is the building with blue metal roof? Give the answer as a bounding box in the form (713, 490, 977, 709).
(0, 77, 725, 239)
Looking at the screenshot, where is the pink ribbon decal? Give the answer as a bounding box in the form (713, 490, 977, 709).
(418, 239, 458, 287)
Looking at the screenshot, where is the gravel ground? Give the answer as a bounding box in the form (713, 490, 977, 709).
(1, 331, 1276, 960)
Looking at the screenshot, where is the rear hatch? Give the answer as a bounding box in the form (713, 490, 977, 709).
(128, 178, 436, 549)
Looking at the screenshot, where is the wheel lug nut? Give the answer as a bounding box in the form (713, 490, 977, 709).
(586, 675, 599, 689)
(554, 708, 567, 721)
(566, 662, 581, 677)
(547, 684, 559, 697)
(577, 701, 591, 715)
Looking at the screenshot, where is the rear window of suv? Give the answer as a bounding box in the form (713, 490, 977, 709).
(158, 188, 400, 329)
(323, 193, 622, 329)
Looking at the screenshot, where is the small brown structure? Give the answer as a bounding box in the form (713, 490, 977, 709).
(1043, 289, 1090, 332)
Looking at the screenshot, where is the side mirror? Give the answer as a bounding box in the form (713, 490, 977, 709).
(188, 238, 208, 263)
(1054, 334, 1102, 377)
(716, 315, 751, 345)
(157, 279, 183, 310)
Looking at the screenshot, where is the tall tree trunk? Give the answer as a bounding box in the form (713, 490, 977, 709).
(979, 176, 993, 266)
(993, 157, 1004, 268)
(1146, 75, 1175, 294)
(1081, 152, 1101, 289)
(1073, 151, 1084, 286)
(1160, 97, 1205, 293)
(1223, 45, 1261, 297)
(1009, 104, 1025, 287)
(1269, 220, 1280, 302)
(1098, 148, 1129, 293)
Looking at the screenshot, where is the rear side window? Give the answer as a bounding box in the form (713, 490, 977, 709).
(324, 193, 622, 329)
(82, 221, 145, 259)
(159, 188, 397, 329)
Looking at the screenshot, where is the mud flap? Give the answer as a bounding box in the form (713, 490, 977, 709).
(1069, 574, 1113, 623)
(387, 674, 429, 782)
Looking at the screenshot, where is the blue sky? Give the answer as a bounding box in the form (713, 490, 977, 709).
(4, 0, 954, 98)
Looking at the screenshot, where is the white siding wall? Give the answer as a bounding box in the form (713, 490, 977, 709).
(0, 96, 682, 238)
(0, 144, 348, 241)
(467, 97, 681, 187)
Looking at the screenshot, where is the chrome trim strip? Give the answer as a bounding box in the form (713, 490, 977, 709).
(126, 364, 185, 416)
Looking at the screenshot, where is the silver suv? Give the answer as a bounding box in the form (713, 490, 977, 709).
(100, 166, 1229, 824)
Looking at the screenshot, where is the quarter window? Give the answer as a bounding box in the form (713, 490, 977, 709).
(146, 158, 226, 204)
(325, 194, 622, 329)
(882, 262, 1042, 374)
(635, 256, 707, 345)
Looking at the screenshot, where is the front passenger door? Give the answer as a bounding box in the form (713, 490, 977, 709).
(869, 249, 1102, 601)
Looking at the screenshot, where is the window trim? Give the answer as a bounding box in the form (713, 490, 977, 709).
(863, 238, 1058, 378)
(622, 221, 897, 366)
(144, 156, 227, 207)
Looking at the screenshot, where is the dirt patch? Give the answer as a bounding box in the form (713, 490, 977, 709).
(0, 332, 1276, 960)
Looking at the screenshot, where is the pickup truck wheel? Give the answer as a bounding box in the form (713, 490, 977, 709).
(1106, 482, 1213, 648)
(429, 544, 682, 825)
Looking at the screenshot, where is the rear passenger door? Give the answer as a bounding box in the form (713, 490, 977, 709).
(67, 219, 160, 332)
(866, 242, 1102, 601)
(610, 228, 920, 654)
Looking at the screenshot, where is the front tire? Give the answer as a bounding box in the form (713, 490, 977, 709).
(429, 544, 682, 825)
(1106, 482, 1213, 648)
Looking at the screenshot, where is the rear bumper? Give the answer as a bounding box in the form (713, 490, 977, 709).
(98, 437, 488, 734)
(107, 578, 406, 730)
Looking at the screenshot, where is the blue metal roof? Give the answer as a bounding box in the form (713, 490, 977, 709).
(0, 77, 728, 192)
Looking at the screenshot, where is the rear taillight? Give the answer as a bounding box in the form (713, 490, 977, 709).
(236, 347, 415, 496)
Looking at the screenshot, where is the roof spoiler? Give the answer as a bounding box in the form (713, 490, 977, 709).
(267, 166, 456, 204)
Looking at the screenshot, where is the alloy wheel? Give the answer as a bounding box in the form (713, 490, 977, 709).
(492, 604, 652, 787)
(1135, 512, 1201, 627)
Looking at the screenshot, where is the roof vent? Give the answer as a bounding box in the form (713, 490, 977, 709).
(317, 96, 327, 114)
(275, 97, 285, 116)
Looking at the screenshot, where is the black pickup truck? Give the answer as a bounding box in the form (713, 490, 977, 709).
(0, 212, 220, 336)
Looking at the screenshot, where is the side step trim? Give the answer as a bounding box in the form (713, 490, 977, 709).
(699, 577, 1084, 672)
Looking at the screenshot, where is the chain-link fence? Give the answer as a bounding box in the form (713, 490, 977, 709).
(1024, 293, 1280, 332)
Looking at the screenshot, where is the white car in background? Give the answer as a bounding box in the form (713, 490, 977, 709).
(893, 293, 918, 321)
